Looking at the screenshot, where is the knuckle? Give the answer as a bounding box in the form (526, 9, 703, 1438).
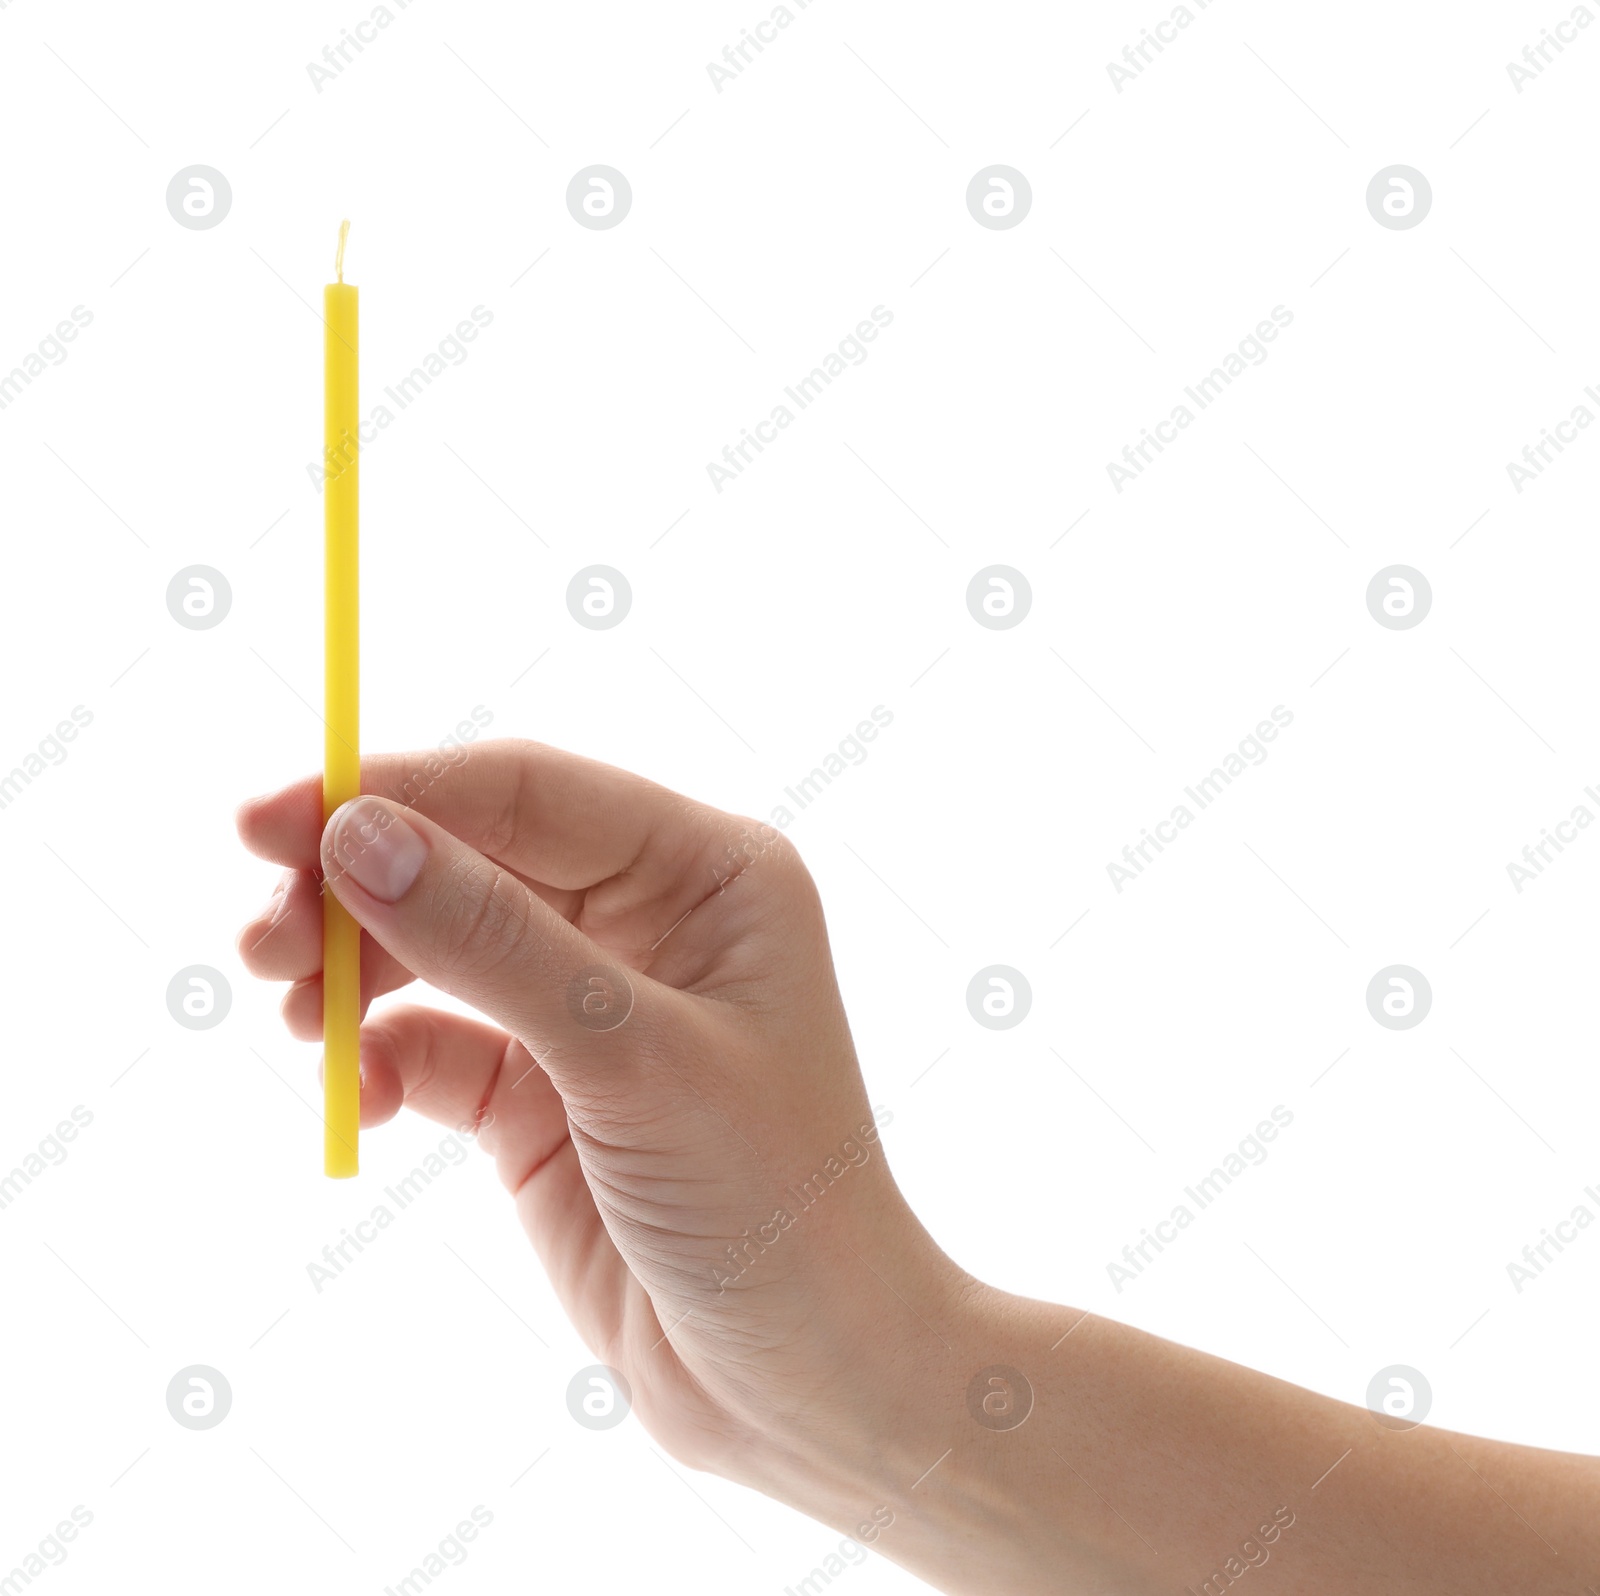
(431, 861, 533, 983)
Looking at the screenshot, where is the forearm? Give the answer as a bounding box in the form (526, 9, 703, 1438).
(743, 1277, 1600, 1594)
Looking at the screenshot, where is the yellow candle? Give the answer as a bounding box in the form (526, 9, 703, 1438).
(323, 221, 360, 1178)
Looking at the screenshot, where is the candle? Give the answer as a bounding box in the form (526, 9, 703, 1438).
(323, 221, 361, 1178)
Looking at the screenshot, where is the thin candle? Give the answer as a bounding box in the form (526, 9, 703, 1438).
(323, 220, 360, 1178)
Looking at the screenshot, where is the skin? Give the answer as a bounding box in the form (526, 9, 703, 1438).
(236, 739, 1600, 1595)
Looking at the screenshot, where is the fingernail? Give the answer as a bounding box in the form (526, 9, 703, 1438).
(329, 798, 428, 903)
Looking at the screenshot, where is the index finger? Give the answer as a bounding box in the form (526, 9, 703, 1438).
(236, 737, 796, 943)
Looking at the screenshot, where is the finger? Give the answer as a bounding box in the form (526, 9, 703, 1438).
(349, 1004, 567, 1175)
(238, 869, 416, 998)
(278, 946, 415, 1042)
(346, 1002, 636, 1360)
(241, 739, 802, 966)
(320, 795, 683, 1088)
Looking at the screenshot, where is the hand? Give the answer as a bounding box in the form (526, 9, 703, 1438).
(236, 739, 968, 1492)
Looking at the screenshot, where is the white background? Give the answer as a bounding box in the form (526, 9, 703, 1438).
(1, 1, 1596, 1591)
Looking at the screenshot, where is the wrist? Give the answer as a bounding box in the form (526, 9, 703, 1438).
(731, 1245, 1091, 1593)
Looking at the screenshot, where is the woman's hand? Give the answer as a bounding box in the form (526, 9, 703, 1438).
(236, 739, 968, 1494)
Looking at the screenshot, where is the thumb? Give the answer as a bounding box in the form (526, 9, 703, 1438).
(321, 796, 662, 1081)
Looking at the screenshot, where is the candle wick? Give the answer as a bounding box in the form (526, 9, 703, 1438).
(335, 219, 351, 285)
